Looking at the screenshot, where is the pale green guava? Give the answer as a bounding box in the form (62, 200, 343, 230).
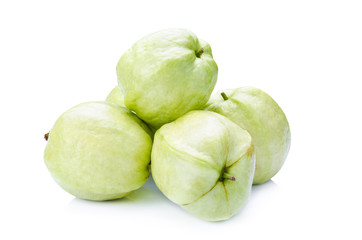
(205, 87, 291, 185)
(116, 28, 218, 129)
(106, 86, 158, 134)
(106, 86, 125, 106)
(151, 110, 255, 221)
(44, 102, 153, 201)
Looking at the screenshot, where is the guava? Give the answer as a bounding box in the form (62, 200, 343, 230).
(105, 86, 157, 133)
(205, 87, 291, 184)
(151, 110, 255, 221)
(116, 28, 218, 129)
(44, 101, 153, 201)
(106, 86, 124, 107)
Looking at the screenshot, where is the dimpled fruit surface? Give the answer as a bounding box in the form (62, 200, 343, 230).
(117, 28, 218, 129)
(44, 101, 153, 201)
(151, 110, 255, 221)
(206, 87, 291, 184)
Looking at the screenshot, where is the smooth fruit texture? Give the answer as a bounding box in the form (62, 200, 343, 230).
(44, 102, 153, 201)
(117, 28, 218, 129)
(151, 110, 255, 221)
(205, 87, 291, 184)
(106, 86, 125, 106)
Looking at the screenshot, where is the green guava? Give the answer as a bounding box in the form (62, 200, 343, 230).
(44, 101, 153, 201)
(105, 86, 157, 133)
(117, 28, 218, 129)
(205, 87, 291, 184)
(151, 110, 255, 221)
(106, 86, 125, 107)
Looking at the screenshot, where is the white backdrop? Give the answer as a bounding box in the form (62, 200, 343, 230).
(1, 1, 361, 239)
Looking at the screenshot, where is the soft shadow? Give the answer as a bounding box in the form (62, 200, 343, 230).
(124, 176, 167, 202)
(66, 176, 168, 210)
(251, 179, 278, 196)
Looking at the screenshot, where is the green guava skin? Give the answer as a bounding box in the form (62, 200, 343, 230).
(116, 29, 218, 129)
(106, 86, 158, 134)
(205, 87, 291, 185)
(151, 111, 255, 221)
(106, 86, 125, 107)
(44, 102, 153, 201)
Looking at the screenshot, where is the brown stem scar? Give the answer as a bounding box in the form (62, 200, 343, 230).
(44, 133, 49, 141)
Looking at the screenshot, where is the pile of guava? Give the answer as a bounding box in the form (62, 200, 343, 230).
(44, 29, 291, 221)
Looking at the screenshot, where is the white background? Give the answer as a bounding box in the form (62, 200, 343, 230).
(1, 0, 361, 239)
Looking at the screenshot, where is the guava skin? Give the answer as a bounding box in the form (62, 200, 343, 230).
(106, 86, 125, 107)
(117, 29, 218, 129)
(106, 86, 157, 134)
(44, 102, 153, 201)
(205, 87, 291, 185)
(151, 111, 255, 221)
